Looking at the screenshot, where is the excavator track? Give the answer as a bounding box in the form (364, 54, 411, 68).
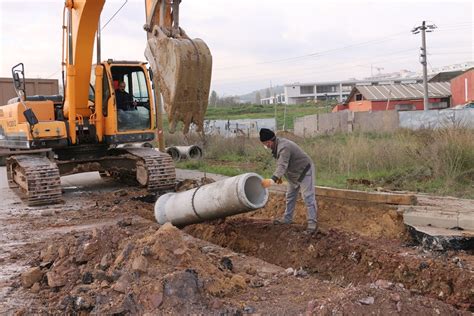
(123, 147, 176, 191)
(6, 155, 62, 206)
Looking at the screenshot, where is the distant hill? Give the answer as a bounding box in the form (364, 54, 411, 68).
(238, 85, 284, 103)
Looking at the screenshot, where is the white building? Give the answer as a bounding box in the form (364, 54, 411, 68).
(282, 78, 427, 105)
(261, 93, 285, 105)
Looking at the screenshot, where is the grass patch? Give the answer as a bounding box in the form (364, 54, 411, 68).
(170, 128, 474, 199)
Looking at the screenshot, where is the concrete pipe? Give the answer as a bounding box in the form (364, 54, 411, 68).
(166, 145, 203, 162)
(165, 146, 181, 162)
(155, 172, 268, 226)
(175, 145, 203, 160)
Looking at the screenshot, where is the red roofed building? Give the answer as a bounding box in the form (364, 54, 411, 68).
(333, 82, 451, 112)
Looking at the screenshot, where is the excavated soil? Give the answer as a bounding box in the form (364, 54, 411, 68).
(245, 194, 407, 239)
(0, 173, 473, 314)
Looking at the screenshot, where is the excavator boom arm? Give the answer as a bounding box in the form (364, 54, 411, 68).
(63, 0, 106, 144)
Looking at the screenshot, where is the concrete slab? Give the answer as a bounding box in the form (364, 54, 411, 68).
(403, 207, 460, 229)
(402, 204, 474, 232)
(458, 213, 474, 231)
(407, 225, 474, 251)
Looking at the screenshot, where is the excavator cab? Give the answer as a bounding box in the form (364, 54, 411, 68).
(111, 65, 151, 131)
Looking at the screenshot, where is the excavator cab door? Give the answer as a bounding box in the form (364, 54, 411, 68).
(111, 65, 152, 132)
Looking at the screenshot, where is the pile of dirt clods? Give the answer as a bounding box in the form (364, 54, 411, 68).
(18, 222, 247, 314)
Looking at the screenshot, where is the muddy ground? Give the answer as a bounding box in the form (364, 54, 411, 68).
(0, 169, 472, 315)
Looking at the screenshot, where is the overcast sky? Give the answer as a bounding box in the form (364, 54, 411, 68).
(0, 0, 472, 96)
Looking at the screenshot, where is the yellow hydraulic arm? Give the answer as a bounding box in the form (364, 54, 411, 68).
(61, 0, 211, 145)
(63, 0, 105, 145)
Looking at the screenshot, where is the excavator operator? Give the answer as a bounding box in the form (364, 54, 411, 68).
(115, 81, 137, 111)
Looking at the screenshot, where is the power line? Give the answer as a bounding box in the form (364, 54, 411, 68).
(215, 31, 408, 70)
(213, 50, 419, 85)
(102, 0, 128, 30)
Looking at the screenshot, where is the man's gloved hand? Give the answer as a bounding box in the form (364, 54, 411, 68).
(261, 179, 275, 188)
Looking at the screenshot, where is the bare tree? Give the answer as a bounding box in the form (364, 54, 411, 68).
(209, 90, 218, 107)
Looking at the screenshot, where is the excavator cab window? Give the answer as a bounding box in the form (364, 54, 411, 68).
(111, 66, 151, 131)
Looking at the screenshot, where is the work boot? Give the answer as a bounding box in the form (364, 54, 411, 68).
(305, 222, 318, 234)
(273, 217, 292, 225)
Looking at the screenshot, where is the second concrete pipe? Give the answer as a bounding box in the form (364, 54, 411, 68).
(166, 145, 203, 162)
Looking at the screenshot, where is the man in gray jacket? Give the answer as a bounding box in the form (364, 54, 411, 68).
(260, 128, 318, 233)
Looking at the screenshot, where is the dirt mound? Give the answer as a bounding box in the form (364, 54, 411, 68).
(185, 219, 473, 310)
(245, 194, 407, 239)
(17, 222, 253, 314)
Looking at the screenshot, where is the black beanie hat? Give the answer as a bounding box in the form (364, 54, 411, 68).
(259, 128, 275, 142)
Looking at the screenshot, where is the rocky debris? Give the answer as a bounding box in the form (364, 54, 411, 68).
(163, 269, 201, 303)
(358, 296, 375, 305)
(117, 217, 133, 227)
(373, 279, 393, 289)
(112, 274, 131, 294)
(40, 209, 54, 217)
(114, 189, 128, 197)
(16, 221, 259, 314)
(21, 267, 43, 288)
(131, 255, 148, 273)
(113, 242, 134, 266)
(81, 272, 93, 284)
(40, 244, 58, 263)
(46, 271, 67, 288)
(57, 245, 68, 259)
(75, 240, 100, 264)
(309, 285, 467, 315)
(99, 253, 112, 270)
(30, 282, 41, 293)
(219, 257, 233, 271)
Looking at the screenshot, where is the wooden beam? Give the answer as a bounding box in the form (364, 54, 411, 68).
(270, 185, 417, 205)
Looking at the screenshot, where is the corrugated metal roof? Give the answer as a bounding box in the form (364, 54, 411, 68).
(354, 82, 451, 101)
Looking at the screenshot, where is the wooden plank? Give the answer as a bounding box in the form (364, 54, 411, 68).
(270, 185, 417, 205)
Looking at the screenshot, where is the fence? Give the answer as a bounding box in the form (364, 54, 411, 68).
(294, 109, 474, 137)
(201, 118, 276, 138)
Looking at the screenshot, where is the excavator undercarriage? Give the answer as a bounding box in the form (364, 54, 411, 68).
(6, 147, 175, 206)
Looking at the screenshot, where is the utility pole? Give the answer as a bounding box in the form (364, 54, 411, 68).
(270, 80, 277, 130)
(412, 21, 437, 111)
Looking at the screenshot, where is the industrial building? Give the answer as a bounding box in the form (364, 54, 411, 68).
(450, 68, 474, 107)
(332, 82, 451, 112)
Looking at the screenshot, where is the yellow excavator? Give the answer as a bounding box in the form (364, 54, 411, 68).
(0, 0, 212, 205)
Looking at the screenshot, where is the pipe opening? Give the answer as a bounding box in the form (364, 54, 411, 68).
(243, 175, 267, 208)
(166, 147, 180, 161)
(188, 145, 203, 159)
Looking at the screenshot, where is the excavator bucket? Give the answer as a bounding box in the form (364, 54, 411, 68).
(144, 0, 212, 135)
(145, 29, 212, 134)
